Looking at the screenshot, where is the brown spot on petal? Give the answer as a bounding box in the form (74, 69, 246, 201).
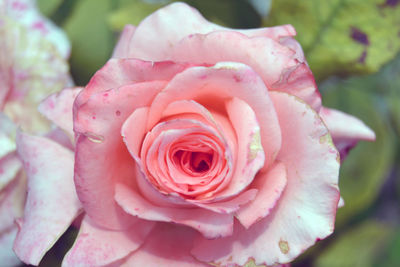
(115, 110, 121, 116)
(279, 240, 290, 254)
(248, 130, 262, 163)
(350, 27, 369, 46)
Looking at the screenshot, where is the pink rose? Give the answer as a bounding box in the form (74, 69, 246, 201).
(14, 3, 375, 267)
(0, 0, 71, 265)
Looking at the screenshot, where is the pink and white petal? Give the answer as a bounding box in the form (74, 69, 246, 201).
(74, 81, 167, 230)
(127, 2, 296, 60)
(338, 196, 345, 208)
(74, 59, 188, 109)
(147, 62, 281, 171)
(0, 113, 17, 158)
(192, 92, 340, 266)
(319, 107, 375, 159)
(0, 153, 21, 191)
(279, 37, 306, 63)
(122, 223, 209, 267)
(0, 226, 21, 267)
(169, 32, 321, 110)
(38, 87, 83, 137)
(115, 183, 233, 239)
(3, 0, 71, 58)
(270, 63, 321, 111)
(112, 24, 136, 58)
(211, 97, 264, 199)
(169, 31, 296, 86)
(236, 162, 287, 229)
(14, 133, 82, 266)
(0, 171, 25, 233)
(62, 216, 155, 267)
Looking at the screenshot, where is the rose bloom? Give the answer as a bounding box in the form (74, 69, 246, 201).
(14, 3, 375, 267)
(0, 0, 71, 265)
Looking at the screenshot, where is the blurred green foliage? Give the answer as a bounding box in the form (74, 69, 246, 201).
(35, 0, 400, 266)
(265, 0, 400, 81)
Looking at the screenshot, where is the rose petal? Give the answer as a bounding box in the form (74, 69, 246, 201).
(147, 62, 281, 171)
(112, 24, 136, 58)
(169, 32, 321, 111)
(14, 133, 82, 265)
(38, 87, 83, 138)
(319, 107, 375, 159)
(192, 92, 340, 266)
(74, 58, 189, 110)
(74, 81, 167, 230)
(0, 171, 25, 233)
(122, 223, 208, 267)
(0, 226, 20, 267)
(0, 153, 21, 192)
(126, 2, 296, 61)
(115, 182, 233, 239)
(62, 216, 154, 267)
(0, 113, 17, 158)
(236, 162, 287, 229)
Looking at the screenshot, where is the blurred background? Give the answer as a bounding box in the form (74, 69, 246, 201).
(34, 0, 400, 266)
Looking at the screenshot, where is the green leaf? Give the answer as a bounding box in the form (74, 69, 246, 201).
(37, 0, 64, 17)
(265, 0, 400, 80)
(374, 229, 400, 267)
(320, 78, 396, 226)
(63, 0, 115, 85)
(315, 221, 394, 267)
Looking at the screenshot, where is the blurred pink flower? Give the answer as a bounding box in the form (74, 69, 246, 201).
(14, 2, 374, 267)
(0, 0, 71, 265)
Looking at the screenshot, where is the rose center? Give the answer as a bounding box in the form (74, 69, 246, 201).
(174, 149, 214, 174)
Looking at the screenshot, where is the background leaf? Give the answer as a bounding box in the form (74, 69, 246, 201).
(315, 221, 394, 267)
(265, 0, 400, 81)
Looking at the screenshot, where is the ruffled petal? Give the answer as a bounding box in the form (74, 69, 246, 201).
(62, 216, 154, 267)
(192, 92, 340, 266)
(74, 81, 167, 230)
(319, 107, 375, 159)
(236, 162, 287, 229)
(126, 2, 296, 61)
(14, 133, 82, 265)
(147, 62, 281, 171)
(115, 182, 233, 239)
(122, 223, 208, 267)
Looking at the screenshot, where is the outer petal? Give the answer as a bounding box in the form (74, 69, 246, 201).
(74, 58, 189, 110)
(38, 87, 82, 138)
(0, 113, 16, 159)
(147, 62, 281, 171)
(62, 216, 155, 267)
(126, 2, 296, 60)
(169, 31, 321, 110)
(0, 171, 25, 233)
(74, 81, 167, 230)
(319, 107, 375, 159)
(14, 133, 82, 266)
(0, 226, 20, 267)
(112, 24, 136, 58)
(122, 223, 209, 267)
(192, 92, 340, 266)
